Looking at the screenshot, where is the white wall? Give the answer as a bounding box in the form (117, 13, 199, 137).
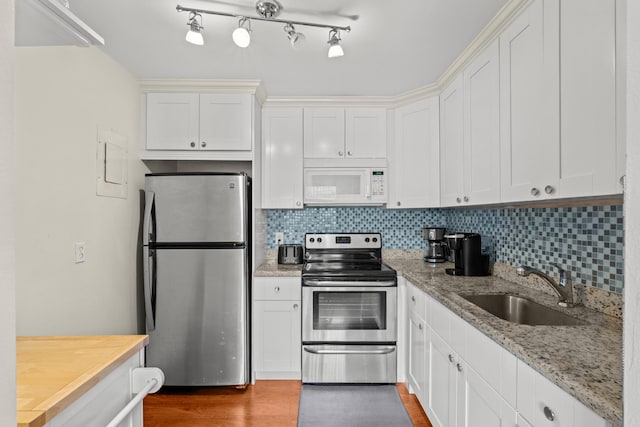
(624, 0, 640, 425)
(0, 0, 16, 424)
(15, 46, 147, 335)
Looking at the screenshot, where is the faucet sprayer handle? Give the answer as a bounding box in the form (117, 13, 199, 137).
(549, 263, 569, 287)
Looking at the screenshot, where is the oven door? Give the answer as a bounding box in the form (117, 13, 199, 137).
(302, 283, 397, 343)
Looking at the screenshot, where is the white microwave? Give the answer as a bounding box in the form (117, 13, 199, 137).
(303, 168, 388, 206)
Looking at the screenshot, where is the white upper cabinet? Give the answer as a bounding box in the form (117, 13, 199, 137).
(262, 108, 304, 209)
(440, 40, 500, 207)
(558, 0, 618, 198)
(499, 0, 560, 202)
(303, 107, 387, 160)
(463, 39, 501, 205)
(144, 92, 254, 159)
(391, 97, 440, 209)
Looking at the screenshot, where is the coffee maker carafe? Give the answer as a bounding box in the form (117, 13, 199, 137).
(444, 233, 490, 276)
(423, 227, 448, 263)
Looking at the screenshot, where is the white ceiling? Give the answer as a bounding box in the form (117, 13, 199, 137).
(68, 0, 508, 97)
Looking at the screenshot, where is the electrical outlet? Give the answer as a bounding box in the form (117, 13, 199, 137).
(275, 232, 284, 245)
(75, 242, 86, 263)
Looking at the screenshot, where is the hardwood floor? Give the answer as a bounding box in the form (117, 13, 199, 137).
(144, 381, 432, 426)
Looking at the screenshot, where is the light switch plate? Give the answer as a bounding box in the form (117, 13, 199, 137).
(275, 232, 284, 245)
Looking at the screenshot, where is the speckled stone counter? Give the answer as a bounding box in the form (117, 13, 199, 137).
(254, 261, 302, 277)
(386, 259, 622, 427)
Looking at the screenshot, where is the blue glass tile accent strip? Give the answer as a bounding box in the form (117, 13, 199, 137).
(266, 205, 624, 294)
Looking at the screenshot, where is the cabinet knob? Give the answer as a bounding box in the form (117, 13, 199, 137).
(463, 196, 469, 202)
(347, 151, 352, 156)
(456, 363, 463, 372)
(397, 201, 401, 207)
(296, 201, 302, 207)
(456, 197, 461, 203)
(544, 185, 555, 195)
(338, 151, 344, 156)
(274, 286, 280, 293)
(201, 141, 207, 148)
(418, 323, 423, 330)
(620, 175, 625, 187)
(190, 141, 196, 148)
(411, 296, 416, 303)
(448, 354, 454, 363)
(543, 406, 555, 421)
(530, 187, 540, 196)
(293, 303, 299, 310)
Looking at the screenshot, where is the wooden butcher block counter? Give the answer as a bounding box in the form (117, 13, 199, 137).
(17, 335, 149, 427)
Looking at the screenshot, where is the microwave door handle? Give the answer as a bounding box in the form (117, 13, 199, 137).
(365, 179, 371, 199)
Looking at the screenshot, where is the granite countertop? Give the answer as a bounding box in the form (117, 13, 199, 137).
(17, 335, 149, 427)
(386, 259, 622, 427)
(252, 258, 622, 425)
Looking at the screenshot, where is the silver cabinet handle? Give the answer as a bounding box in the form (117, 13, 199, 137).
(463, 196, 469, 202)
(620, 175, 625, 186)
(411, 296, 416, 303)
(456, 197, 461, 203)
(274, 286, 280, 293)
(293, 303, 299, 310)
(456, 363, 463, 372)
(347, 151, 352, 156)
(338, 151, 344, 156)
(201, 141, 207, 148)
(543, 406, 555, 421)
(448, 354, 454, 363)
(190, 141, 196, 148)
(544, 185, 555, 195)
(531, 187, 540, 196)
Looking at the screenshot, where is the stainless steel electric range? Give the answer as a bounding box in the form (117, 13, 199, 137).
(301, 233, 398, 384)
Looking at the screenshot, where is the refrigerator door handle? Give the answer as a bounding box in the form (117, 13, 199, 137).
(143, 245, 156, 331)
(143, 191, 155, 246)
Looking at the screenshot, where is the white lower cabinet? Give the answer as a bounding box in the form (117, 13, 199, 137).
(403, 278, 609, 427)
(252, 277, 301, 379)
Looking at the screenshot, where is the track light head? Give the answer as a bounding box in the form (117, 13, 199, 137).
(185, 11, 204, 45)
(327, 29, 344, 58)
(232, 17, 252, 48)
(284, 23, 305, 49)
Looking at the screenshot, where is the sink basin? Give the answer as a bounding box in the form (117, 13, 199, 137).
(460, 293, 586, 326)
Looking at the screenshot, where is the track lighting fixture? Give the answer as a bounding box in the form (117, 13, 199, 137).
(176, 1, 351, 56)
(327, 29, 344, 58)
(284, 23, 305, 49)
(185, 11, 204, 46)
(232, 17, 252, 48)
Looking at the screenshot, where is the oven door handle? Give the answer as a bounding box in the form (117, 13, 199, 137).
(302, 279, 396, 287)
(303, 346, 396, 355)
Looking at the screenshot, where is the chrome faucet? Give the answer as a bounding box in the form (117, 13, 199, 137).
(516, 263, 577, 307)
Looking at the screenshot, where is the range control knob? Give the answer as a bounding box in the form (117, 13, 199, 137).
(372, 237, 378, 243)
(317, 237, 322, 243)
(365, 237, 370, 243)
(309, 238, 315, 243)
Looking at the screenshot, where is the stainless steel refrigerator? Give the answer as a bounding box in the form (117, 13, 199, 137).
(142, 172, 250, 386)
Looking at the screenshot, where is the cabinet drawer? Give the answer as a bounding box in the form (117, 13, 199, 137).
(407, 282, 426, 319)
(254, 277, 301, 300)
(429, 296, 451, 342)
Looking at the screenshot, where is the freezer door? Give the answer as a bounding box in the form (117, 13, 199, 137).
(146, 248, 249, 386)
(145, 174, 248, 244)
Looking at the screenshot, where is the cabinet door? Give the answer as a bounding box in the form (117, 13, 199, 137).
(440, 75, 464, 207)
(463, 39, 501, 205)
(345, 108, 387, 158)
(146, 93, 199, 150)
(428, 331, 457, 427)
(303, 108, 345, 158)
(408, 310, 428, 408)
(558, 0, 618, 197)
(199, 93, 252, 151)
(262, 108, 304, 209)
(499, 0, 559, 202)
(253, 300, 301, 379)
(458, 363, 517, 427)
(391, 97, 440, 209)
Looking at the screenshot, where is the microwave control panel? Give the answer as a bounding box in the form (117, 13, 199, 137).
(371, 170, 386, 197)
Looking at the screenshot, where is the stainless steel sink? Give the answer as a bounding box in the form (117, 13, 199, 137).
(460, 293, 586, 326)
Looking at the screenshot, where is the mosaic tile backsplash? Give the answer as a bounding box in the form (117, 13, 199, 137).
(266, 205, 624, 294)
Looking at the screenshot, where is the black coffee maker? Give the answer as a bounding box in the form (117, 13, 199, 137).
(444, 233, 490, 276)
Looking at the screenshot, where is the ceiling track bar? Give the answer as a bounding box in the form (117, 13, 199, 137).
(176, 4, 351, 32)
